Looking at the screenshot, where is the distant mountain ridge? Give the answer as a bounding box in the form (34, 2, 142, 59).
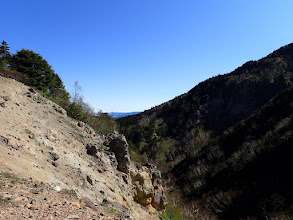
(110, 112, 140, 119)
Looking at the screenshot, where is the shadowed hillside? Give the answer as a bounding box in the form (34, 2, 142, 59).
(118, 43, 293, 169)
(173, 86, 293, 219)
(118, 43, 293, 219)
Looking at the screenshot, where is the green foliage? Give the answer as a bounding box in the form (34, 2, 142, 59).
(61, 189, 78, 199)
(64, 81, 116, 134)
(89, 111, 116, 135)
(152, 137, 174, 165)
(0, 181, 5, 188)
(10, 49, 64, 94)
(0, 171, 20, 182)
(0, 171, 26, 184)
(1, 42, 69, 106)
(50, 88, 71, 109)
(129, 150, 138, 160)
(0, 40, 11, 68)
(118, 44, 293, 169)
(119, 43, 293, 219)
(160, 204, 183, 220)
(0, 195, 10, 205)
(119, 117, 175, 166)
(66, 85, 116, 135)
(67, 102, 89, 121)
(1, 42, 116, 138)
(108, 207, 122, 218)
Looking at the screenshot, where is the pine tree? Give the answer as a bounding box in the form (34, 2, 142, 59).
(10, 49, 64, 94)
(0, 40, 11, 68)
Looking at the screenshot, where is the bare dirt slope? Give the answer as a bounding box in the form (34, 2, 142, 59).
(0, 76, 160, 220)
(0, 172, 122, 219)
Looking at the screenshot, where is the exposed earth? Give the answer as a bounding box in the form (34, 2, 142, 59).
(0, 75, 167, 219)
(0, 172, 122, 219)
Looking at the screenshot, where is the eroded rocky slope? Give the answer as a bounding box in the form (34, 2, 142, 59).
(0, 75, 167, 219)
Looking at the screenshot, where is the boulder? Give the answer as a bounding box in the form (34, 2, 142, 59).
(108, 133, 130, 174)
(84, 125, 95, 135)
(131, 169, 154, 205)
(77, 121, 84, 128)
(81, 197, 98, 211)
(1, 136, 9, 146)
(28, 87, 37, 94)
(86, 141, 100, 156)
(144, 163, 162, 181)
(85, 138, 118, 171)
(52, 105, 66, 115)
(3, 96, 10, 101)
(152, 185, 168, 211)
(108, 201, 132, 219)
(130, 165, 168, 211)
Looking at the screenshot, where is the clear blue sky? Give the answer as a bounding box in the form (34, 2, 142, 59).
(1, 0, 293, 112)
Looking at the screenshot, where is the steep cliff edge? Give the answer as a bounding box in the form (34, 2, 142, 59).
(0, 75, 167, 219)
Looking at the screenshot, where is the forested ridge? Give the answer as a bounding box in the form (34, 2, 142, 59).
(173, 86, 293, 219)
(118, 43, 293, 219)
(118, 43, 293, 166)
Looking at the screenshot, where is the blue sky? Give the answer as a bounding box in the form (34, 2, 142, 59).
(1, 0, 293, 112)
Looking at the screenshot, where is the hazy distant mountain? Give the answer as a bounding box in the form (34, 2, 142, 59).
(110, 112, 140, 119)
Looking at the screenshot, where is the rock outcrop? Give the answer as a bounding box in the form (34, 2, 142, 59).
(144, 163, 168, 211)
(84, 130, 168, 212)
(131, 168, 154, 207)
(107, 132, 131, 174)
(130, 164, 168, 212)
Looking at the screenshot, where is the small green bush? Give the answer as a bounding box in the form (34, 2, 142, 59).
(0, 172, 19, 181)
(61, 189, 78, 199)
(0, 195, 10, 205)
(160, 204, 183, 220)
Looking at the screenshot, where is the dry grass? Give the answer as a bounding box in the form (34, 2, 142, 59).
(0, 67, 29, 84)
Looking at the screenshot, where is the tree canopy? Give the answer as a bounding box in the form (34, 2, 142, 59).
(1, 40, 116, 134)
(0, 40, 11, 68)
(10, 49, 63, 94)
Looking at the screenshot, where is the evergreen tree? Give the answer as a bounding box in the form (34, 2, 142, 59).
(0, 40, 11, 68)
(10, 49, 64, 94)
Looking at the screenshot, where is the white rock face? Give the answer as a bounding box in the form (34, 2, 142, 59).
(54, 185, 61, 192)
